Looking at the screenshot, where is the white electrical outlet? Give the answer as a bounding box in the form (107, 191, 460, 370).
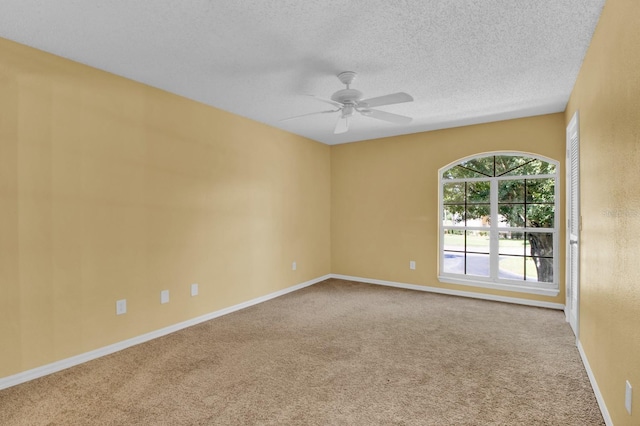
(116, 299, 127, 315)
(161, 290, 170, 304)
(409, 260, 416, 270)
(191, 283, 199, 297)
(626, 380, 633, 414)
(292, 261, 297, 271)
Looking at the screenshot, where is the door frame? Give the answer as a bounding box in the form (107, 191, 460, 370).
(565, 111, 580, 337)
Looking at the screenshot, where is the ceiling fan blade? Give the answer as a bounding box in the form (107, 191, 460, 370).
(280, 109, 339, 121)
(334, 116, 349, 134)
(358, 92, 413, 108)
(361, 108, 413, 124)
(304, 94, 343, 108)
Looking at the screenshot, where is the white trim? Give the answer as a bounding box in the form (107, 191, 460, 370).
(437, 275, 560, 297)
(331, 274, 564, 310)
(0, 274, 331, 391)
(577, 340, 612, 426)
(3, 271, 609, 426)
(438, 151, 560, 295)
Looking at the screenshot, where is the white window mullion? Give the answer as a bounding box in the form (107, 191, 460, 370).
(438, 177, 444, 276)
(489, 178, 499, 281)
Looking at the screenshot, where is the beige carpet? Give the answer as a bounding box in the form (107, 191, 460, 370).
(0, 279, 604, 425)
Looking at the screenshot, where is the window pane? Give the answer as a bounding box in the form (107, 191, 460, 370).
(525, 232, 554, 281)
(534, 160, 556, 175)
(443, 251, 464, 274)
(443, 182, 465, 204)
(526, 205, 555, 227)
(466, 253, 490, 277)
(467, 181, 490, 203)
(498, 179, 524, 203)
(495, 156, 529, 176)
(526, 178, 555, 203)
(466, 205, 490, 227)
(443, 230, 465, 251)
(459, 158, 495, 177)
(525, 233, 554, 258)
(443, 205, 464, 226)
(466, 231, 490, 254)
(499, 255, 537, 280)
(498, 232, 526, 255)
(498, 204, 525, 228)
(499, 255, 524, 280)
(501, 159, 556, 176)
(528, 257, 554, 283)
(443, 166, 485, 179)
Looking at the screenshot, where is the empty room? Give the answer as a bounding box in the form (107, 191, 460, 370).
(0, 1, 638, 425)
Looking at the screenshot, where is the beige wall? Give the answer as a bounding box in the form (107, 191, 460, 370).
(331, 113, 566, 304)
(0, 38, 331, 378)
(565, 0, 640, 424)
(4, 4, 638, 423)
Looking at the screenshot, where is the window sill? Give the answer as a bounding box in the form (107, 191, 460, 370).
(438, 275, 560, 297)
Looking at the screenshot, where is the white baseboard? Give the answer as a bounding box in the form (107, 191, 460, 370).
(0, 274, 331, 391)
(3, 272, 609, 425)
(330, 274, 565, 310)
(0, 273, 567, 391)
(577, 340, 613, 426)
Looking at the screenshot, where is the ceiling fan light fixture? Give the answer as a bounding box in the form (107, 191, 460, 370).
(342, 105, 355, 118)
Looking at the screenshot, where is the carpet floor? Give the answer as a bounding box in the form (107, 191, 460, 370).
(0, 279, 604, 425)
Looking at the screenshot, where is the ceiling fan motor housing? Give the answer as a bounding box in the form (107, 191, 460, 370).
(331, 88, 363, 105)
(332, 71, 362, 106)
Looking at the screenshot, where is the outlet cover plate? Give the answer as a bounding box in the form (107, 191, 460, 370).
(161, 290, 170, 304)
(191, 283, 199, 297)
(116, 299, 127, 315)
(410, 260, 416, 270)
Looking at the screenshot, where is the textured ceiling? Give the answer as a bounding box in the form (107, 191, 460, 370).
(0, 1, 605, 145)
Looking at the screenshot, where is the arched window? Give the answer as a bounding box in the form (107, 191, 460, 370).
(439, 153, 559, 296)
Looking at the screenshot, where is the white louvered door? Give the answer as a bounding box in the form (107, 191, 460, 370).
(566, 111, 580, 337)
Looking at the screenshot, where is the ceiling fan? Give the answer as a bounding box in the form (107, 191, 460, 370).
(282, 71, 414, 134)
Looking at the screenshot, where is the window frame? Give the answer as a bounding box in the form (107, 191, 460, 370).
(438, 152, 560, 296)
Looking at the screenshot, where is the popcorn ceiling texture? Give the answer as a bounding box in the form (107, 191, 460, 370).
(0, 0, 605, 144)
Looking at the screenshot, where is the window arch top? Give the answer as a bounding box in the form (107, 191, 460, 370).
(442, 154, 556, 179)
